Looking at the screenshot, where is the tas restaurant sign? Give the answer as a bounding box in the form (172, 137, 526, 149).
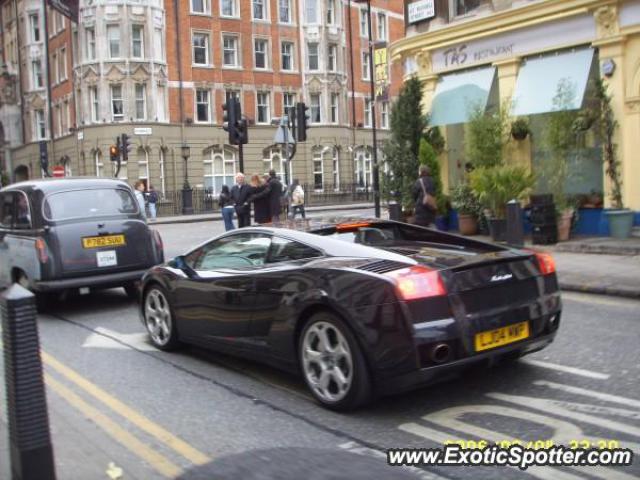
(408, 0, 435, 25)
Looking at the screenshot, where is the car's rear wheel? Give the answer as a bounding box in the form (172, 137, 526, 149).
(299, 312, 372, 411)
(143, 285, 180, 351)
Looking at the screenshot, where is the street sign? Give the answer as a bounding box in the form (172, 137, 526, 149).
(408, 0, 435, 24)
(133, 127, 152, 136)
(52, 166, 65, 178)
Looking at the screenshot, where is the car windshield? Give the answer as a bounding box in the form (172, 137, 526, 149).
(43, 188, 138, 221)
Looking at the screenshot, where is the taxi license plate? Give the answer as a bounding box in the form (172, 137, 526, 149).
(474, 321, 529, 352)
(82, 235, 125, 249)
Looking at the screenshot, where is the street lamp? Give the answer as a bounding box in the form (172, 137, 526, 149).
(181, 144, 193, 215)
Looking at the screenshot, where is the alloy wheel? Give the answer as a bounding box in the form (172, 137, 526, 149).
(144, 289, 172, 346)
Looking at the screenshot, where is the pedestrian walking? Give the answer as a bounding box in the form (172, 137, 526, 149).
(134, 180, 147, 220)
(231, 173, 252, 228)
(248, 174, 272, 224)
(147, 184, 158, 220)
(266, 169, 284, 223)
(413, 165, 437, 228)
(289, 179, 306, 219)
(219, 184, 235, 231)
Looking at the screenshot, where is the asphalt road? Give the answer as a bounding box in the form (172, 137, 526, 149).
(1, 210, 639, 480)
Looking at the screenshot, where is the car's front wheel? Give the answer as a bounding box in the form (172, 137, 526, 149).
(143, 285, 180, 350)
(299, 312, 372, 411)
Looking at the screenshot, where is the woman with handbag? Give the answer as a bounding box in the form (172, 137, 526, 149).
(413, 165, 437, 227)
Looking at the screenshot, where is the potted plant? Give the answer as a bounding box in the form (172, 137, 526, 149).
(510, 118, 530, 141)
(435, 195, 451, 231)
(451, 183, 481, 235)
(470, 165, 535, 241)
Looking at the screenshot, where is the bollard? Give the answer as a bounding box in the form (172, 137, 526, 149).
(506, 200, 524, 248)
(2, 284, 56, 480)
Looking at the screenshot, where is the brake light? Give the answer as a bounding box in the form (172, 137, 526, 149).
(35, 237, 48, 264)
(385, 265, 447, 300)
(336, 222, 372, 231)
(534, 252, 556, 275)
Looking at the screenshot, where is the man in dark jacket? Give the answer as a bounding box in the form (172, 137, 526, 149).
(231, 173, 252, 228)
(267, 169, 284, 222)
(413, 165, 436, 227)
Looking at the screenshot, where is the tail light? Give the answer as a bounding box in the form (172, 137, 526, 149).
(534, 252, 556, 275)
(384, 265, 447, 301)
(152, 230, 164, 259)
(35, 237, 48, 264)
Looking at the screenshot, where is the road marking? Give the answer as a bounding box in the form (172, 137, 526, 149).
(552, 400, 640, 420)
(534, 380, 640, 409)
(561, 291, 640, 308)
(45, 375, 182, 478)
(82, 327, 156, 352)
(520, 359, 610, 380)
(42, 350, 211, 466)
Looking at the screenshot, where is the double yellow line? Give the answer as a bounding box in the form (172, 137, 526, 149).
(42, 351, 211, 478)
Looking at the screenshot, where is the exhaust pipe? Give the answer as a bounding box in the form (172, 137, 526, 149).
(430, 343, 453, 364)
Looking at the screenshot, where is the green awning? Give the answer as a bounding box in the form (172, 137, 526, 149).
(429, 67, 496, 126)
(511, 48, 595, 116)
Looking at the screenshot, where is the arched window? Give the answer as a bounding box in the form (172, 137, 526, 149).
(262, 146, 289, 181)
(159, 148, 166, 195)
(354, 147, 372, 190)
(137, 148, 149, 185)
(203, 146, 236, 194)
(312, 147, 324, 191)
(95, 150, 103, 177)
(332, 147, 340, 191)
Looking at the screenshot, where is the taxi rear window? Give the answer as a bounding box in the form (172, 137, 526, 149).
(43, 188, 138, 221)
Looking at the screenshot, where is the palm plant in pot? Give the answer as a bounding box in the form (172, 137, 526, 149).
(511, 118, 530, 141)
(451, 183, 481, 235)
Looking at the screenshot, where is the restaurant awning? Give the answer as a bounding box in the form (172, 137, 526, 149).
(511, 48, 595, 116)
(429, 66, 496, 126)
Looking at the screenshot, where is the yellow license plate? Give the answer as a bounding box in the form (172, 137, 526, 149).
(82, 235, 126, 249)
(475, 321, 530, 352)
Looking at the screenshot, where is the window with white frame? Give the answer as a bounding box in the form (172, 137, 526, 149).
(132, 25, 144, 59)
(55, 105, 62, 137)
(310, 93, 321, 123)
(307, 42, 319, 70)
(203, 147, 237, 194)
(191, 0, 210, 14)
(256, 92, 270, 124)
(52, 52, 58, 83)
(111, 84, 124, 121)
(223, 35, 239, 67)
(90, 86, 99, 122)
(381, 101, 389, 128)
(29, 13, 40, 42)
(283, 92, 295, 118)
(377, 12, 387, 41)
(332, 148, 340, 189)
(327, 0, 335, 25)
(330, 93, 339, 124)
(362, 51, 371, 80)
(327, 44, 337, 72)
(221, 0, 238, 17)
(192, 32, 210, 65)
(95, 151, 103, 177)
(86, 27, 96, 60)
(281, 41, 294, 71)
(135, 84, 146, 120)
(154, 28, 164, 61)
(195, 89, 210, 122)
(34, 109, 46, 140)
(305, 0, 317, 23)
(355, 147, 372, 189)
(312, 149, 323, 191)
(225, 90, 240, 104)
(159, 149, 166, 195)
(253, 0, 267, 20)
(62, 100, 69, 134)
(263, 147, 288, 179)
(157, 84, 166, 121)
(364, 98, 372, 127)
(138, 149, 149, 181)
(107, 25, 121, 58)
(254, 38, 269, 69)
(359, 9, 368, 37)
(279, 0, 291, 23)
(32, 60, 43, 89)
(58, 47, 67, 81)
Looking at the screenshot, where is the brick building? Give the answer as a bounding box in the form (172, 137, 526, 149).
(0, 0, 405, 200)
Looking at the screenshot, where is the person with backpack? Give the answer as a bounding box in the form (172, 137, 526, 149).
(147, 184, 159, 220)
(289, 179, 305, 219)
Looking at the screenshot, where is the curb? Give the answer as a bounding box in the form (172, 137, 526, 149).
(555, 245, 640, 256)
(559, 281, 640, 299)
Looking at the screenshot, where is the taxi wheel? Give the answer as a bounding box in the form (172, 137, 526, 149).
(299, 312, 372, 411)
(143, 285, 181, 351)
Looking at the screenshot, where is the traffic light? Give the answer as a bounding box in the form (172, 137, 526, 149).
(222, 98, 239, 145)
(236, 117, 249, 145)
(121, 133, 132, 162)
(295, 102, 310, 142)
(109, 141, 120, 162)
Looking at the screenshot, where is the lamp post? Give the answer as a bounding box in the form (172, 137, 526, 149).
(272, 116, 295, 187)
(181, 144, 193, 215)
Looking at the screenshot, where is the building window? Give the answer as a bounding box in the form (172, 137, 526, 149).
(195, 89, 210, 122)
(191, 0, 210, 14)
(95, 151, 103, 177)
(381, 101, 389, 129)
(221, 0, 238, 17)
(86, 27, 96, 60)
(138, 150, 149, 181)
(254, 38, 269, 69)
(159, 149, 166, 195)
(332, 148, 340, 189)
(253, 0, 266, 20)
(330, 93, 339, 124)
(35, 109, 46, 140)
(263, 147, 288, 179)
(312, 149, 323, 191)
(111, 84, 124, 121)
(326, 0, 335, 25)
(55, 105, 61, 137)
(58, 47, 67, 81)
(364, 98, 372, 127)
(192, 32, 210, 65)
(90, 86, 99, 122)
(223, 35, 239, 67)
(327, 44, 337, 72)
(307, 43, 319, 71)
(203, 147, 236, 194)
(310, 93, 321, 123)
(135, 84, 146, 120)
(107, 25, 121, 58)
(62, 101, 69, 134)
(455, 0, 481, 16)
(225, 90, 240, 104)
(281, 41, 294, 71)
(154, 28, 164, 61)
(305, 0, 317, 23)
(279, 0, 291, 23)
(283, 92, 295, 118)
(355, 147, 372, 189)
(32, 60, 43, 89)
(256, 92, 270, 124)
(52, 52, 58, 83)
(377, 12, 387, 41)
(132, 25, 144, 59)
(29, 14, 40, 42)
(157, 84, 166, 121)
(362, 52, 371, 80)
(359, 9, 368, 37)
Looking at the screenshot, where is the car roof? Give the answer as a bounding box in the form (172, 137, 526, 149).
(1, 177, 133, 194)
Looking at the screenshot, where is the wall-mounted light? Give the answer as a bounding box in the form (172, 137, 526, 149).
(601, 59, 616, 77)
